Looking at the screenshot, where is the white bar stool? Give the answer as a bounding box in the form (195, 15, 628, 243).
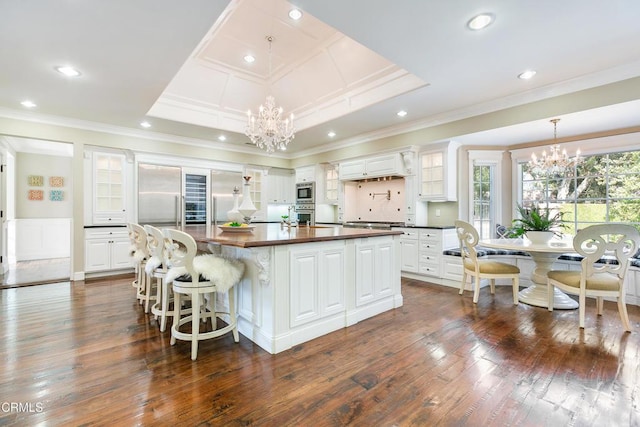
(163, 228, 245, 360)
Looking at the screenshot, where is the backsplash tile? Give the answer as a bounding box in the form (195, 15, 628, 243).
(350, 178, 405, 222)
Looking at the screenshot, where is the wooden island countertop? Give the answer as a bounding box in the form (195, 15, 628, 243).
(181, 223, 403, 248)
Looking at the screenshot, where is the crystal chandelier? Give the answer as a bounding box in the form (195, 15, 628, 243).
(245, 36, 295, 154)
(528, 119, 581, 177)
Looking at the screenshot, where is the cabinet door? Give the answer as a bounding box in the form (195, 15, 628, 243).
(319, 246, 345, 315)
(365, 154, 399, 177)
(93, 153, 126, 224)
(399, 238, 419, 273)
(324, 166, 339, 204)
(420, 151, 445, 199)
(267, 174, 295, 204)
(85, 239, 111, 272)
(339, 160, 366, 180)
(375, 239, 394, 297)
(290, 249, 320, 327)
(244, 169, 266, 220)
(111, 239, 133, 269)
(355, 241, 376, 306)
(296, 166, 316, 183)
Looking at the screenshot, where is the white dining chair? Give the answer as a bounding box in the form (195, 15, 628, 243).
(455, 220, 520, 304)
(144, 224, 172, 332)
(547, 224, 640, 331)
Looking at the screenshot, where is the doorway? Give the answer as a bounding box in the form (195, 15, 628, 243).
(0, 136, 73, 287)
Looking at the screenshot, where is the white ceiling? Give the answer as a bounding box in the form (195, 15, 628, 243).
(1, 0, 640, 157)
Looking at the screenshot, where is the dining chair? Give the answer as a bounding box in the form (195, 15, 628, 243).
(547, 224, 640, 331)
(455, 220, 520, 304)
(163, 228, 245, 360)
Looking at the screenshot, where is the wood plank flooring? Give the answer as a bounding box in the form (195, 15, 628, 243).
(1, 276, 639, 426)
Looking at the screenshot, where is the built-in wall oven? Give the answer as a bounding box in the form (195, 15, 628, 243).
(296, 205, 315, 226)
(296, 182, 315, 225)
(296, 182, 315, 204)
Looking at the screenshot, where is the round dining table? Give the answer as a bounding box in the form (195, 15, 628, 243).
(480, 237, 578, 309)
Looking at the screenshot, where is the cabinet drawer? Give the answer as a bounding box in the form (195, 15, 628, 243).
(85, 228, 129, 240)
(396, 228, 418, 240)
(419, 262, 440, 277)
(419, 230, 440, 241)
(419, 240, 440, 252)
(419, 253, 439, 264)
(93, 212, 126, 225)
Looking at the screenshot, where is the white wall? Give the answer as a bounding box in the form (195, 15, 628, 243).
(16, 152, 72, 218)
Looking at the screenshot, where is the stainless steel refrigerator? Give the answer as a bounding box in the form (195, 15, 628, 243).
(137, 163, 242, 226)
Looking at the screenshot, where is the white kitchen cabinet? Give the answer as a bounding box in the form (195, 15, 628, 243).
(339, 153, 403, 180)
(323, 164, 339, 204)
(295, 166, 317, 183)
(92, 152, 127, 224)
(402, 228, 457, 279)
(397, 228, 419, 273)
(243, 168, 267, 221)
(355, 236, 394, 306)
(266, 171, 295, 204)
(290, 243, 345, 327)
(418, 142, 460, 201)
(85, 227, 132, 273)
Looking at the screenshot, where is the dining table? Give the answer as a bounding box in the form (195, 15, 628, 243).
(479, 237, 579, 309)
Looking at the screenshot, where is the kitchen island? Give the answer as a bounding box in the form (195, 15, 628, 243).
(182, 223, 403, 354)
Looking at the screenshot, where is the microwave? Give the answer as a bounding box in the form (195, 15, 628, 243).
(296, 182, 315, 204)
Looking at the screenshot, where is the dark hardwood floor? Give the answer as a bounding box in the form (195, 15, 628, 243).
(1, 276, 639, 426)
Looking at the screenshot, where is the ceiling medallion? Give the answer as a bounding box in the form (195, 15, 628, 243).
(245, 36, 295, 154)
(528, 118, 581, 177)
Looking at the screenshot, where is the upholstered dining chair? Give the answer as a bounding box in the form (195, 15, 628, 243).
(547, 224, 640, 331)
(163, 228, 245, 360)
(455, 220, 520, 304)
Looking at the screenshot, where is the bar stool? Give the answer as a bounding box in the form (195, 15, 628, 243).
(144, 224, 172, 332)
(128, 223, 150, 307)
(163, 228, 245, 360)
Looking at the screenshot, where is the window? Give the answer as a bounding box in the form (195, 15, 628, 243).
(468, 151, 503, 240)
(472, 164, 493, 239)
(520, 149, 640, 234)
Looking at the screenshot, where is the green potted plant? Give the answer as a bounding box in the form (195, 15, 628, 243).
(508, 204, 565, 244)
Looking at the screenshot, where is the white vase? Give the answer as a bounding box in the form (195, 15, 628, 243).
(525, 231, 554, 245)
(227, 186, 244, 223)
(238, 176, 257, 223)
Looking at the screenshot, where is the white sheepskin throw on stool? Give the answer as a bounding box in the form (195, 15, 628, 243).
(145, 255, 163, 275)
(166, 254, 245, 293)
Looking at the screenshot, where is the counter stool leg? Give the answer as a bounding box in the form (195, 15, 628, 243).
(230, 289, 239, 342)
(191, 292, 201, 361)
(170, 291, 181, 346)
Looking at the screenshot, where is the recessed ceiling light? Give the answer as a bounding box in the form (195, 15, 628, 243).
(140, 121, 151, 128)
(21, 100, 37, 108)
(218, 135, 226, 141)
(244, 55, 255, 63)
(328, 131, 336, 138)
(467, 13, 494, 30)
(397, 110, 408, 117)
(55, 66, 81, 77)
(288, 8, 303, 20)
(518, 70, 537, 80)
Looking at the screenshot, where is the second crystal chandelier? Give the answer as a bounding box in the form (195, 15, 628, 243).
(528, 118, 581, 177)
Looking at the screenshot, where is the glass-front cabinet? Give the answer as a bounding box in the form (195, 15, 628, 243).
(93, 152, 126, 224)
(418, 142, 459, 201)
(324, 164, 339, 204)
